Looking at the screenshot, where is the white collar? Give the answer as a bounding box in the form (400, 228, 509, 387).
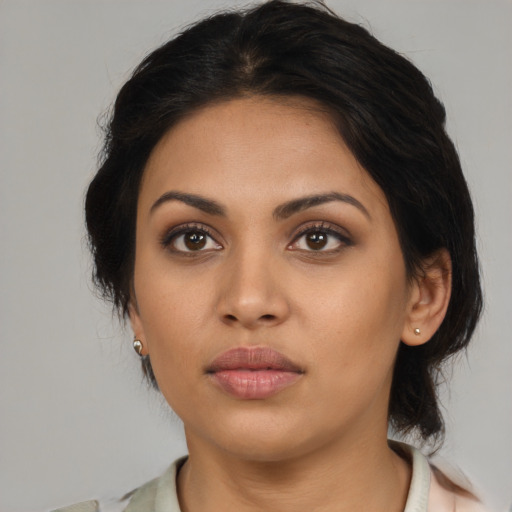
(403, 444, 431, 512)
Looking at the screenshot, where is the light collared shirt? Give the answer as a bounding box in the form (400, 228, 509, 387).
(52, 444, 490, 512)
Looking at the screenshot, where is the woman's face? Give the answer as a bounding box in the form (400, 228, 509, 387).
(131, 96, 417, 461)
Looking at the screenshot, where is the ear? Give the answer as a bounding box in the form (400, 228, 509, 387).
(401, 248, 452, 347)
(128, 300, 148, 356)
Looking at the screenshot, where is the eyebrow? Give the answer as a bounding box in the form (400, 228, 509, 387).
(150, 191, 226, 216)
(272, 192, 370, 220)
(150, 190, 370, 220)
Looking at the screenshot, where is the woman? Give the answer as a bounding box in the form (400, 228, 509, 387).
(59, 1, 486, 510)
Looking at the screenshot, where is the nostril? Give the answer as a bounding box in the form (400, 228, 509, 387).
(222, 313, 276, 323)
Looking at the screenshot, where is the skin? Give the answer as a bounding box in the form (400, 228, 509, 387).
(130, 96, 451, 512)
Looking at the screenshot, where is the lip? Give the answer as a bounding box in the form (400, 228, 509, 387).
(206, 347, 304, 399)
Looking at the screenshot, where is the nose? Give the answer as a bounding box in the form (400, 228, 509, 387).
(216, 249, 291, 330)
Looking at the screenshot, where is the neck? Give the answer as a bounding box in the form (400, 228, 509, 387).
(177, 430, 411, 512)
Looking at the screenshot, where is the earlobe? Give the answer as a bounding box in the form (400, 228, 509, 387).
(401, 248, 452, 347)
(128, 300, 148, 356)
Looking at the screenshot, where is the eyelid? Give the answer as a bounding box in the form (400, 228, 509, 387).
(159, 220, 351, 254)
(160, 222, 223, 252)
(288, 221, 353, 251)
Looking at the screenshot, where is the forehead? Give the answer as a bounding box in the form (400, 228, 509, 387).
(139, 96, 388, 216)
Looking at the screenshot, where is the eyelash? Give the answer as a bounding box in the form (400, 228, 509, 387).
(160, 223, 221, 255)
(289, 222, 352, 253)
(160, 221, 352, 255)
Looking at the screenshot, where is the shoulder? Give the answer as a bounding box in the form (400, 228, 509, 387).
(51, 457, 185, 512)
(393, 442, 491, 512)
(406, 443, 490, 512)
(52, 502, 100, 512)
(123, 456, 185, 512)
(51, 499, 128, 512)
(429, 464, 490, 512)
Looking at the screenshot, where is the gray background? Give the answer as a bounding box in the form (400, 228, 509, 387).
(1, 1, 510, 511)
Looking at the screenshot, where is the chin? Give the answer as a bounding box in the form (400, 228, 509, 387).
(221, 436, 315, 463)
(193, 407, 338, 463)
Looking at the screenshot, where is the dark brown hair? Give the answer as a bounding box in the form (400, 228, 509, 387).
(85, 0, 482, 444)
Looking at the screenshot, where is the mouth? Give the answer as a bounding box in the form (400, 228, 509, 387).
(206, 346, 304, 399)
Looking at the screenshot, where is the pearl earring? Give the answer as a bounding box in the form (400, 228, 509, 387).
(133, 338, 144, 355)
(414, 328, 421, 336)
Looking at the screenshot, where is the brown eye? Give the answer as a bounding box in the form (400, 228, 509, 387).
(305, 232, 328, 250)
(184, 231, 207, 250)
(289, 225, 351, 253)
(164, 226, 222, 253)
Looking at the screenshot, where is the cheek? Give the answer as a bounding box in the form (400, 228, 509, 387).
(134, 264, 213, 384)
(296, 253, 408, 338)
(296, 255, 408, 385)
